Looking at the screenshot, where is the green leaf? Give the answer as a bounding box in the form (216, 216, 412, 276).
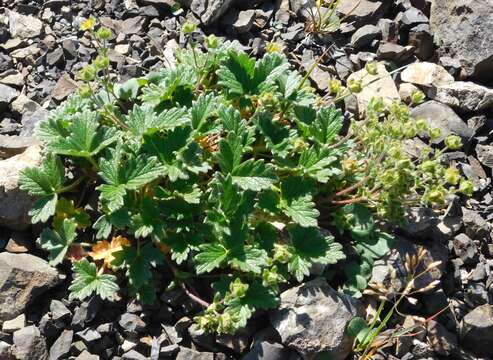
(228, 247, 268, 274)
(310, 105, 342, 145)
(217, 51, 255, 97)
(231, 159, 277, 191)
(195, 243, 228, 274)
(48, 111, 118, 157)
(217, 137, 244, 173)
(299, 147, 340, 183)
(19, 154, 65, 197)
(115, 78, 141, 100)
(192, 93, 216, 131)
(30, 194, 58, 224)
(38, 218, 77, 265)
(124, 104, 189, 137)
(347, 317, 371, 343)
(280, 194, 319, 227)
(69, 259, 119, 301)
(98, 184, 126, 212)
(356, 231, 395, 260)
(344, 204, 375, 238)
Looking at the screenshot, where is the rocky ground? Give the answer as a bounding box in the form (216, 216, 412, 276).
(0, 0, 493, 359)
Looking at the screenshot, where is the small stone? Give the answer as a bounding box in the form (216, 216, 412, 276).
(0, 84, 18, 110)
(244, 341, 291, 360)
(75, 350, 99, 360)
(122, 16, 148, 35)
(233, 9, 256, 33)
(76, 328, 101, 344)
(71, 297, 101, 330)
(50, 300, 71, 323)
(0, 135, 39, 158)
(20, 107, 49, 137)
(337, 0, 386, 26)
(401, 62, 455, 88)
(377, 42, 414, 62)
(8, 11, 43, 39)
(399, 82, 420, 104)
(190, 0, 235, 25)
(10, 45, 41, 60)
(398, 7, 428, 27)
(453, 233, 479, 265)
(461, 207, 490, 240)
(460, 305, 493, 356)
(427, 320, 459, 356)
(122, 349, 147, 360)
(115, 44, 130, 55)
(160, 344, 179, 357)
(46, 48, 65, 67)
(50, 329, 73, 360)
(119, 313, 146, 334)
(0, 341, 12, 360)
(52, 74, 78, 101)
(350, 24, 381, 49)
(12, 325, 48, 360)
(176, 346, 214, 360)
(0, 71, 24, 88)
(10, 94, 41, 116)
(2, 314, 26, 334)
(476, 144, 493, 169)
(428, 81, 493, 112)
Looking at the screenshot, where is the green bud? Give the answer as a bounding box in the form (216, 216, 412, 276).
(273, 244, 290, 264)
(410, 90, 425, 105)
(415, 118, 428, 132)
(205, 34, 219, 49)
(444, 167, 460, 185)
(427, 188, 445, 204)
(365, 62, 378, 75)
(95, 27, 112, 40)
(229, 278, 249, 299)
(347, 78, 363, 93)
(78, 65, 96, 82)
(328, 78, 342, 95)
(79, 84, 92, 98)
(444, 135, 462, 150)
(182, 21, 198, 34)
(422, 160, 436, 173)
(94, 55, 110, 70)
(429, 127, 442, 141)
(293, 138, 308, 152)
(459, 179, 474, 196)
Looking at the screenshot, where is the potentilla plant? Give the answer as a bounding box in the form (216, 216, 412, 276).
(19, 19, 472, 334)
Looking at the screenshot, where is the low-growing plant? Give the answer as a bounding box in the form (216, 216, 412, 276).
(19, 19, 472, 334)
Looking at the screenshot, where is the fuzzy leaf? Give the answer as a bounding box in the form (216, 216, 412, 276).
(195, 243, 228, 274)
(124, 104, 189, 137)
(38, 218, 77, 265)
(310, 105, 343, 145)
(69, 259, 119, 301)
(231, 159, 277, 191)
(19, 154, 65, 197)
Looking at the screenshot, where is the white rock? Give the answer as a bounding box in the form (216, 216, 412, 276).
(428, 81, 493, 112)
(401, 62, 454, 87)
(114, 44, 130, 55)
(399, 82, 420, 104)
(2, 314, 26, 334)
(8, 11, 43, 39)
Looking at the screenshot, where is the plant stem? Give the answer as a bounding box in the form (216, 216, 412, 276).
(58, 176, 87, 194)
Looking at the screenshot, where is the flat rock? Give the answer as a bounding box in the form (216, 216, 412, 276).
(0, 84, 18, 110)
(0, 135, 39, 158)
(52, 75, 79, 101)
(430, 0, 493, 81)
(0, 341, 12, 360)
(243, 341, 291, 360)
(0, 71, 24, 87)
(270, 278, 360, 360)
(460, 305, 493, 356)
(49, 330, 73, 360)
(0, 145, 42, 229)
(411, 101, 474, 143)
(190, 0, 235, 25)
(2, 314, 26, 334)
(12, 325, 48, 360)
(401, 62, 454, 87)
(350, 24, 381, 49)
(428, 81, 493, 112)
(0, 253, 62, 321)
(8, 11, 43, 39)
(20, 107, 49, 137)
(176, 346, 214, 360)
(346, 62, 400, 111)
(337, 0, 386, 26)
(10, 94, 41, 116)
(476, 144, 493, 169)
(233, 9, 256, 34)
(377, 42, 414, 62)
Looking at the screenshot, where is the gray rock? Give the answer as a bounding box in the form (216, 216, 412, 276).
(52, 75, 78, 102)
(159, 344, 179, 357)
(75, 350, 99, 360)
(0, 145, 42, 229)
(46, 47, 64, 67)
(176, 346, 214, 360)
(461, 207, 490, 240)
(76, 328, 101, 344)
(121, 16, 148, 35)
(460, 305, 493, 356)
(244, 341, 291, 360)
(453, 233, 478, 265)
(71, 297, 101, 330)
(0, 135, 40, 158)
(430, 0, 493, 81)
(398, 7, 428, 27)
(476, 144, 493, 169)
(50, 300, 71, 323)
(350, 24, 381, 49)
(0, 340, 13, 360)
(190, 0, 235, 25)
(50, 330, 73, 360)
(427, 320, 459, 357)
(122, 350, 147, 360)
(12, 325, 48, 360)
(10, 94, 41, 116)
(119, 313, 146, 334)
(8, 11, 43, 39)
(337, 0, 386, 26)
(377, 42, 414, 62)
(0, 84, 18, 111)
(20, 107, 49, 137)
(270, 278, 360, 359)
(428, 81, 493, 112)
(411, 101, 474, 143)
(233, 9, 256, 33)
(401, 62, 454, 88)
(2, 314, 26, 334)
(0, 253, 62, 322)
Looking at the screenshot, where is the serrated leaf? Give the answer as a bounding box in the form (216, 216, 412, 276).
(69, 259, 119, 301)
(191, 93, 216, 131)
(311, 105, 343, 145)
(29, 194, 58, 224)
(231, 159, 277, 191)
(89, 235, 131, 267)
(280, 194, 319, 227)
(115, 78, 141, 100)
(124, 104, 189, 137)
(19, 154, 65, 197)
(228, 246, 268, 274)
(38, 218, 77, 265)
(299, 147, 340, 183)
(195, 243, 228, 274)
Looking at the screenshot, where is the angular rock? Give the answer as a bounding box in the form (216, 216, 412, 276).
(71, 297, 101, 330)
(476, 144, 493, 169)
(0, 71, 24, 88)
(121, 16, 148, 35)
(453, 233, 479, 265)
(20, 107, 49, 137)
(337, 0, 386, 26)
(399, 82, 420, 104)
(350, 24, 381, 49)
(346, 62, 400, 111)
(0, 84, 18, 111)
(460, 305, 493, 356)
(244, 341, 291, 360)
(428, 81, 493, 112)
(8, 11, 43, 39)
(190, 0, 235, 25)
(2, 314, 26, 334)
(430, 0, 493, 81)
(401, 62, 454, 88)
(50, 330, 73, 360)
(12, 325, 48, 360)
(233, 9, 256, 34)
(52, 75, 79, 102)
(50, 300, 71, 323)
(411, 101, 474, 143)
(377, 42, 414, 62)
(427, 320, 459, 357)
(119, 313, 146, 334)
(398, 6, 428, 28)
(10, 94, 41, 116)
(0, 341, 13, 360)
(0, 135, 39, 158)
(75, 350, 99, 360)
(0, 145, 42, 229)
(0, 253, 62, 321)
(176, 346, 214, 360)
(122, 349, 147, 360)
(270, 278, 360, 359)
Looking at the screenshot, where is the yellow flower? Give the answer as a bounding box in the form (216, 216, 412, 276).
(80, 17, 96, 31)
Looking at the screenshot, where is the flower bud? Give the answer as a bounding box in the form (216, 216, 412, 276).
(444, 167, 460, 185)
(365, 62, 378, 75)
(328, 78, 342, 95)
(95, 27, 112, 40)
(229, 278, 248, 299)
(78, 65, 96, 82)
(415, 118, 427, 132)
(444, 135, 462, 150)
(80, 17, 96, 31)
(273, 244, 290, 263)
(427, 188, 445, 204)
(411, 90, 425, 105)
(421, 160, 436, 173)
(79, 84, 92, 98)
(429, 127, 442, 141)
(459, 179, 474, 196)
(205, 34, 219, 49)
(182, 21, 198, 34)
(94, 55, 110, 70)
(347, 78, 363, 93)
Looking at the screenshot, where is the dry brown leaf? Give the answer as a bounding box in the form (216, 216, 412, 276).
(66, 244, 87, 262)
(89, 236, 131, 267)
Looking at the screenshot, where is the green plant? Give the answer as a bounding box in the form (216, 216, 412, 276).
(19, 19, 472, 334)
(306, 0, 360, 34)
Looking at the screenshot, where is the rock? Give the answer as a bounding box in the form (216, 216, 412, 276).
(243, 341, 291, 360)
(346, 62, 400, 111)
(122, 350, 147, 360)
(0, 135, 39, 158)
(0, 84, 18, 111)
(301, 50, 329, 92)
(8, 11, 43, 39)
(453, 233, 479, 265)
(477, 144, 493, 169)
(121, 16, 148, 35)
(190, 0, 235, 25)
(233, 9, 256, 34)
(0, 71, 24, 88)
(50, 330, 73, 360)
(2, 314, 26, 334)
(0, 145, 42, 229)
(20, 107, 49, 137)
(270, 278, 360, 359)
(398, 7, 428, 28)
(0, 253, 62, 321)
(46, 47, 65, 67)
(461, 207, 490, 240)
(160, 344, 179, 357)
(427, 320, 459, 356)
(460, 305, 493, 356)
(71, 297, 101, 331)
(399, 82, 420, 104)
(10, 45, 41, 60)
(75, 350, 99, 360)
(10, 94, 41, 116)
(350, 24, 381, 49)
(408, 24, 435, 60)
(411, 101, 474, 143)
(76, 328, 101, 344)
(176, 347, 214, 360)
(50, 300, 71, 323)
(377, 42, 414, 62)
(0, 341, 13, 360)
(430, 0, 493, 81)
(337, 0, 386, 26)
(428, 81, 493, 112)
(401, 62, 454, 88)
(52, 75, 79, 101)
(12, 325, 48, 360)
(119, 313, 146, 334)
